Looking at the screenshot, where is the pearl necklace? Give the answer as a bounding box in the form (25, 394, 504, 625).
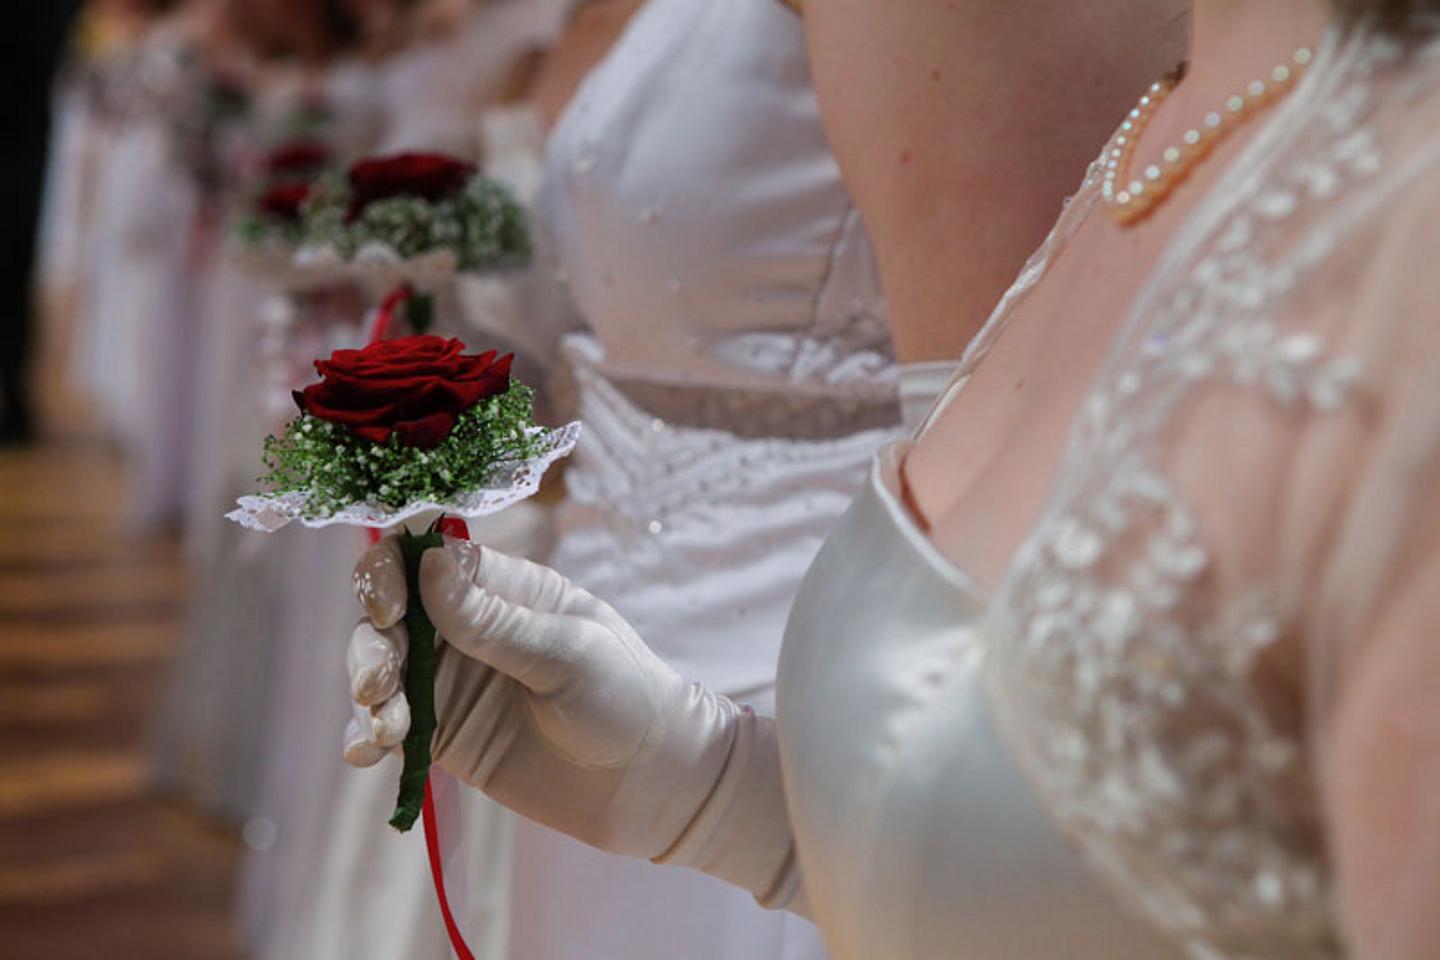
(1102, 46, 1314, 226)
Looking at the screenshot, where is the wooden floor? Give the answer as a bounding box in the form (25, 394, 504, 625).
(0, 439, 245, 959)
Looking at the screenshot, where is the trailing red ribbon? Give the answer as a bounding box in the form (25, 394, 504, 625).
(424, 777, 475, 960)
(368, 283, 415, 344)
(365, 290, 475, 960)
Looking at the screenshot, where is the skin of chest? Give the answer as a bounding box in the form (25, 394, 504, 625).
(905, 207, 1175, 589)
(902, 124, 1327, 708)
(904, 99, 1297, 591)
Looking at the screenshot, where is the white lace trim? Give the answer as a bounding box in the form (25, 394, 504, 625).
(290, 242, 463, 290)
(225, 422, 580, 533)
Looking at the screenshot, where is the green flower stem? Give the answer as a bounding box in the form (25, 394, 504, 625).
(406, 292, 435, 335)
(390, 526, 446, 832)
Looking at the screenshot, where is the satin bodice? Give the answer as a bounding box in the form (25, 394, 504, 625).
(781, 25, 1440, 960)
(778, 445, 1182, 959)
(541, 0, 891, 396)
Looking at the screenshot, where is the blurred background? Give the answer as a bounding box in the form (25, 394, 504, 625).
(0, 1, 577, 955)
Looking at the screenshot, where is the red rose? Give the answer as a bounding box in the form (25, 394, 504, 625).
(257, 182, 312, 222)
(346, 152, 477, 221)
(267, 141, 332, 178)
(293, 335, 513, 450)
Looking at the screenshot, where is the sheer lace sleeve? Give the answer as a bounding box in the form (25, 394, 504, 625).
(1305, 157, 1440, 960)
(981, 26, 1440, 960)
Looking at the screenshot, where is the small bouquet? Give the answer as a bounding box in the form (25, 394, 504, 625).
(297, 151, 530, 287)
(228, 334, 579, 829)
(233, 140, 336, 251)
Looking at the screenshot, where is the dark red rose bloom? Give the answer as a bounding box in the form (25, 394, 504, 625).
(346, 152, 476, 221)
(267, 141, 332, 178)
(258, 182, 312, 222)
(293, 335, 513, 450)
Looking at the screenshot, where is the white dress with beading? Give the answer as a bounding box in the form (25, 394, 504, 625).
(778, 24, 1440, 960)
(505, 0, 915, 956)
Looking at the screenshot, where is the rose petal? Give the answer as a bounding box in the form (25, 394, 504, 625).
(347, 152, 477, 219)
(393, 411, 456, 450)
(299, 337, 514, 445)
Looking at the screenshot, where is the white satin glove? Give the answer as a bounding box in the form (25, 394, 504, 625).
(345, 535, 806, 911)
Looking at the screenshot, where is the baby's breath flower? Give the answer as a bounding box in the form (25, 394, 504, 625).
(259, 382, 545, 520)
(298, 173, 530, 271)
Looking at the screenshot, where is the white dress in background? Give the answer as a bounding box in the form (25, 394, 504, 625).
(37, 72, 97, 311)
(375, 0, 570, 156)
(506, 0, 921, 956)
(152, 60, 387, 822)
(778, 25, 1440, 959)
(70, 46, 205, 529)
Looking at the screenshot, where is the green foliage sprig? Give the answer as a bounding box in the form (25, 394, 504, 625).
(260, 382, 545, 519)
(233, 209, 307, 248)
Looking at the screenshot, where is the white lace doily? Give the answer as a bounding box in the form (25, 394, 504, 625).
(227, 242, 347, 293)
(292, 242, 461, 290)
(226, 421, 580, 533)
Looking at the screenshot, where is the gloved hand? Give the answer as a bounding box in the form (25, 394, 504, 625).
(345, 535, 805, 911)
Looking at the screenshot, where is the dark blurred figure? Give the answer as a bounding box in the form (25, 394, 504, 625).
(0, 1, 84, 445)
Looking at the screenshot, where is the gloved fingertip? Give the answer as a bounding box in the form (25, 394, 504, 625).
(445, 536, 484, 582)
(348, 620, 404, 707)
(418, 546, 471, 632)
(354, 537, 407, 629)
(343, 717, 387, 768)
(370, 695, 411, 749)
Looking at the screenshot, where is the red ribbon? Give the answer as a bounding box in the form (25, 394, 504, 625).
(424, 778, 475, 960)
(368, 283, 415, 344)
(365, 290, 475, 960)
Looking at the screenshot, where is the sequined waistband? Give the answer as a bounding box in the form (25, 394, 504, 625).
(563, 335, 902, 441)
(561, 336, 902, 525)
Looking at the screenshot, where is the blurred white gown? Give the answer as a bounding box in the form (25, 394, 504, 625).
(502, 0, 914, 956)
(779, 24, 1440, 960)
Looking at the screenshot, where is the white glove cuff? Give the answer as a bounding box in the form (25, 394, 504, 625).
(653, 702, 808, 916)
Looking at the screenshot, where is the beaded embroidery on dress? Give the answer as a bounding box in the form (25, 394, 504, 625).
(981, 23, 1440, 960)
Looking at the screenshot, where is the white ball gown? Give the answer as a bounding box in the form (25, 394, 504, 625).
(154, 59, 387, 821)
(503, 0, 927, 956)
(71, 44, 205, 529)
(778, 23, 1440, 960)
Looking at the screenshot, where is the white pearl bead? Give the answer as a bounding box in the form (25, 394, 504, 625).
(1273, 65, 1291, 84)
(1247, 80, 1266, 98)
(1183, 129, 1201, 146)
(1145, 165, 1162, 181)
(1225, 95, 1245, 113)
(1163, 146, 1181, 163)
(1204, 112, 1223, 129)
(1128, 180, 1145, 196)
(1295, 47, 1313, 66)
